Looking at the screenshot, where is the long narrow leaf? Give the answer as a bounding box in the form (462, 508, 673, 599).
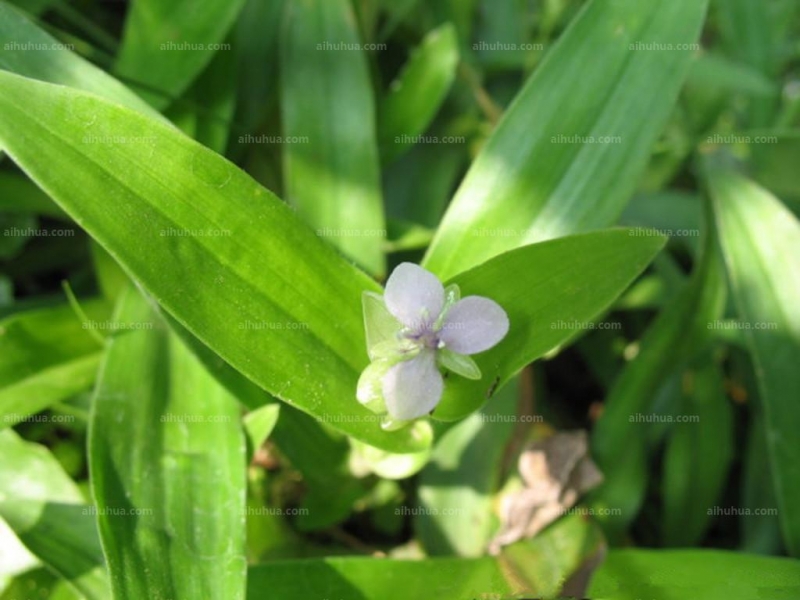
(708, 169, 800, 556)
(423, 0, 709, 279)
(280, 0, 386, 276)
(0, 71, 426, 453)
(89, 285, 246, 599)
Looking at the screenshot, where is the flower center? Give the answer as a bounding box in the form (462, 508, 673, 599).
(403, 327, 442, 350)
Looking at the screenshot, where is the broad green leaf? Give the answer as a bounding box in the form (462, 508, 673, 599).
(248, 556, 507, 599)
(497, 514, 606, 598)
(473, 0, 534, 71)
(715, 0, 779, 127)
(738, 348, 783, 555)
(246, 514, 603, 599)
(0, 302, 106, 430)
(0, 430, 109, 600)
(423, 0, 709, 279)
(0, 1, 162, 122)
(0, 569, 62, 600)
(0, 517, 37, 579)
(7, 0, 53, 15)
(589, 549, 800, 599)
(0, 502, 109, 600)
(232, 0, 285, 135)
(0, 71, 426, 454)
(687, 51, 777, 98)
(708, 169, 800, 556)
(115, 0, 246, 110)
(434, 229, 666, 421)
(417, 378, 518, 556)
(89, 285, 246, 599)
(280, 0, 386, 276)
(591, 206, 726, 536)
(166, 41, 237, 155)
(379, 23, 459, 163)
(662, 362, 733, 546)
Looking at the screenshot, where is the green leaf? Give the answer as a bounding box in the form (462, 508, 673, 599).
(232, 0, 285, 134)
(90, 242, 131, 303)
(0, 430, 109, 600)
(244, 403, 280, 460)
(662, 362, 734, 546)
(270, 407, 365, 531)
(246, 514, 604, 599)
(497, 514, 606, 599)
(0, 515, 38, 580)
(383, 219, 436, 253)
(591, 205, 726, 537)
(383, 142, 465, 228)
(708, 168, 800, 556)
(429, 0, 478, 57)
(0, 302, 106, 430)
(0, 1, 163, 122)
(417, 378, 518, 556)
(750, 132, 800, 201)
(376, 0, 421, 40)
(280, 0, 386, 276)
(423, 0, 709, 279)
(88, 285, 246, 599)
(619, 191, 702, 253)
(0, 71, 427, 454)
(715, 0, 779, 127)
(434, 228, 666, 421)
(589, 549, 800, 599)
(687, 51, 777, 98)
(379, 22, 459, 162)
(248, 556, 506, 599)
(7, 0, 54, 16)
(738, 348, 783, 554)
(473, 0, 534, 71)
(0, 569, 63, 600)
(166, 42, 238, 154)
(114, 0, 246, 110)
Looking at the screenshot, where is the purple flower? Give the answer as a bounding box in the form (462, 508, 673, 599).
(358, 263, 509, 428)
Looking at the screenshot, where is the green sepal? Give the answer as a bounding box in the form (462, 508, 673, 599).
(362, 291, 403, 360)
(438, 348, 482, 380)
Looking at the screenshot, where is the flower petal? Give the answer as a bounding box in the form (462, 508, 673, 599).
(382, 349, 443, 420)
(384, 262, 444, 331)
(439, 296, 509, 354)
